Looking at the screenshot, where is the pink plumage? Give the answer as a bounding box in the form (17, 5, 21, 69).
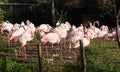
(41, 33, 60, 44)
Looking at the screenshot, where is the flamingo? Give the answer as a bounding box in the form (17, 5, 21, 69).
(11, 23, 20, 32)
(66, 30, 90, 48)
(96, 25, 110, 48)
(56, 21, 60, 26)
(41, 32, 60, 47)
(36, 29, 46, 41)
(0, 21, 14, 48)
(17, 20, 36, 58)
(19, 26, 35, 58)
(26, 20, 36, 38)
(54, 26, 67, 40)
(41, 32, 61, 61)
(0, 21, 13, 34)
(9, 22, 27, 41)
(65, 26, 84, 49)
(88, 21, 100, 34)
(59, 21, 71, 31)
(97, 25, 109, 38)
(37, 24, 52, 33)
(85, 29, 97, 39)
(71, 25, 77, 31)
(9, 22, 28, 57)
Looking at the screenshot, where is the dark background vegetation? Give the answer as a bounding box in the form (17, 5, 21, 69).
(0, 0, 119, 27)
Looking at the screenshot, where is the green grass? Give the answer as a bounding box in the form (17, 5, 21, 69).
(0, 33, 120, 72)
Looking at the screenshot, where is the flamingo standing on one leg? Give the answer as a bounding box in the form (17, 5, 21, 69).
(19, 27, 35, 58)
(41, 32, 60, 62)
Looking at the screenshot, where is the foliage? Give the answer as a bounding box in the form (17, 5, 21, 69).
(8, 0, 36, 3)
(0, 0, 8, 2)
(13, 63, 37, 72)
(0, 57, 37, 72)
(98, 0, 113, 18)
(62, 62, 81, 72)
(0, 0, 119, 27)
(56, 10, 67, 23)
(1, 31, 120, 72)
(0, 9, 4, 23)
(0, 46, 14, 52)
(0, 57, 17, 72)
(62, 46, 120, 72)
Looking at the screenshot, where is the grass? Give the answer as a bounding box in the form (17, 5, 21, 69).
(0, 33, 120, 72)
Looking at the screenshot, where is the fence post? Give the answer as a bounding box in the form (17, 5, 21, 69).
(37, 43, 42, 72)
(79, 39, 86, 72)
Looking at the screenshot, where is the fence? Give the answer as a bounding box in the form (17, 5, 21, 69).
(0, 33, 82, 72)
(0, 33, 118, 72)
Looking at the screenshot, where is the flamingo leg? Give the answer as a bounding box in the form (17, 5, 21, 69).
(52, 43, 53, 49)
(45, 45, 48, 61)
(60, 43, 63, 62)
(21, 47, 24, 57)
(14, 48, 17, 58)
(18, 47, 22, 57)
(8, 38, 10, 48)
(69, 43, 72, 53)
(23, 46, 27, 58)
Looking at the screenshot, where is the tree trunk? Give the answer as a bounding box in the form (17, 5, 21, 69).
(113, 0, 120, 51)
(116, 10, 120, 51)
(116, 18, 120, 51)
(51, 0, 56, 26)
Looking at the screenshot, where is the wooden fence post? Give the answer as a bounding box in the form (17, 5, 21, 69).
(79, 39, 86, 72)
(37, 43, 42, 72)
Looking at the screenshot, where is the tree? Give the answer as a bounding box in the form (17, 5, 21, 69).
(0, 0, 9, 23)
(112, 0, 120, 51)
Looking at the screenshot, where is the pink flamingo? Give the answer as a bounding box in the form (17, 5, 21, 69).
(41, 32, 60, 47)
(41, 32, 61, 61)
(19, 27, 35, 58)
(0, 21, 13, 34)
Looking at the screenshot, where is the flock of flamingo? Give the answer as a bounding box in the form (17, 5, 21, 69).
(0, 20, 118, 58)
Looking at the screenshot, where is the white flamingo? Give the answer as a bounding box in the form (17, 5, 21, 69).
(0, 21, 13, 34)
(36, 29, 46, 41)
(41, 33, 60, 45)
(8, 22, 28, 58)
(66, 30, 90, 48)
(96, 25, 110, 48)
(65, 26, 85, 48)
(19, 26, 35, 58)
(54, 26, 67, 40)
(97, 25, 109, 38)
(41, 32, 61, 60)
(56, 21, 60, 26)
(37, 24, 52, 33)
(11, 23, 20, 32)
(88, 21, 100, 34)
(59, 21, 71, 31)
(9, 22, 27, 41)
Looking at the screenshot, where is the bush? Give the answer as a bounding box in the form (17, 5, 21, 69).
(62, 61, 81, 72)
(0, 57, 38, 72)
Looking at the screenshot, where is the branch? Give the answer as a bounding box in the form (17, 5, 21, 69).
(113, 0, 117, 17)
(117, 9, 120, 18)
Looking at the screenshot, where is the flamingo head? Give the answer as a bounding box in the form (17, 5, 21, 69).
(41, 37, 47, 44)
(0, 27, 4, 33)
